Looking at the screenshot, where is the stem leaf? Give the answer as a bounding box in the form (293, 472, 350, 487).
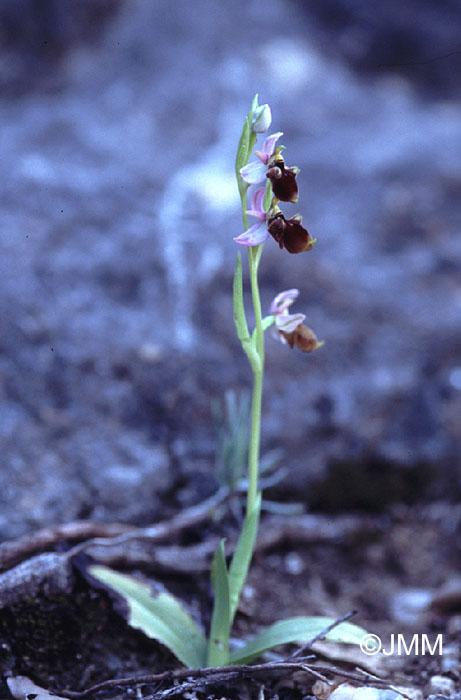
(235, 118, 251, 176)
(228, 492, 261, 622)
(235, 94, 259, 193)
(207, 539, 231, 667)
(233, 252, 250, 342)
(233, 252, 261, 372)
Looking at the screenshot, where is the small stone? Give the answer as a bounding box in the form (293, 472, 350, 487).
(447, 615, 461, 635)
(354, 690, 403, 700)
(392, 688, 423, 700)
(440, 644, 459, 674)
(329, 685, 404, 700)
(390, 588, 432, 625)
(7, 677, 68, 700)
(328, 684, 356, 700)
(428, 676, 456, 695)
(285, 551, 305, 575)
(312, 680, 336, 699)
(138, 342, 163, 362)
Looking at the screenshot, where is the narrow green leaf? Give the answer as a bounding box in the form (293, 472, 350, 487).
(246, 95, 259, 161)
(229, 616, 368, 664)
(207, 540, 231, 667)
(248, 130, 257, 159)
(233, 253, 261, 373)
(233, 253, 250, 343)
(228, 492, 261, 622)
(87, 565, 207, 669)
(235, 95, 259, 178)
(235, 117, 250, 175)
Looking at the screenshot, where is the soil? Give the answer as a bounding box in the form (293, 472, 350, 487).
(1, 499, 460, 698)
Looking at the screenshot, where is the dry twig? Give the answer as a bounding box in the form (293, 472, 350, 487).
(61, 658, 394, 700)
(0, 487, 228, 574)
(290, 610, 358, 659)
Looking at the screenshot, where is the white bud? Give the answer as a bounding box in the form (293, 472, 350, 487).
(251, 104, 272, 133)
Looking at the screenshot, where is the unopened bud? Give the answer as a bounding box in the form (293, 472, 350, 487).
(251, 104, 272, 133)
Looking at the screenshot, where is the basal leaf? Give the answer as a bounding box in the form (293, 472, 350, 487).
(228, 492, 261, 622)
(87, 565, 207, 669)
(229, 616, 367, 664)
(207, 540, 231, 667)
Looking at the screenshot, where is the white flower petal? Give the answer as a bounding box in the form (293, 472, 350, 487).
(234, 221, 269, 246)
(269, 288, 299, 314)
(256, 132, 283, 163)
(276, 312, 305, 333)
(239, 161, 267, 185)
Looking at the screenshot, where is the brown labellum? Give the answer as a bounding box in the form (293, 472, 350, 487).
(267, 212, 314, 254)
(266, 160, 299, 203)
(281, 324, 320, 352)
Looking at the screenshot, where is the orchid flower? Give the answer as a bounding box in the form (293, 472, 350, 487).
(266, 154, 299, 204)
(270, 289, 322, 352)
(270, 289, 306, 340)
(267, 209, 315, 254)
(239, 132, 283, 185)
(233, 187, 269, 247)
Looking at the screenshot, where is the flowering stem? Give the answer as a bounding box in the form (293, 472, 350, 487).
(246, 245, 264, 514)
(237, 180, 264, 516)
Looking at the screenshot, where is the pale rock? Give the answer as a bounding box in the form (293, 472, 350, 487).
(329, 684, 404, 700)
(428, 676, 456, 695)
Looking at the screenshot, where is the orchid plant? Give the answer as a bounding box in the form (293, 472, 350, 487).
(84, 96, 366, 670)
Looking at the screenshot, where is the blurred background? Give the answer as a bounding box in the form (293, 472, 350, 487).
(0, 0, 460, 538)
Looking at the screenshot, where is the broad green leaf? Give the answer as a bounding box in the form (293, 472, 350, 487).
(207, 540, 231, 667)
(228, 492, 261, 622)
(87, 565, 207, 669)
(229, 616, 368, 664)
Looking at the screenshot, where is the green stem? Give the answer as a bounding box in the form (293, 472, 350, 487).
(238, 183, 265, 515)
(246, 245, 264, 514)
(240, 188, 249, 230)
